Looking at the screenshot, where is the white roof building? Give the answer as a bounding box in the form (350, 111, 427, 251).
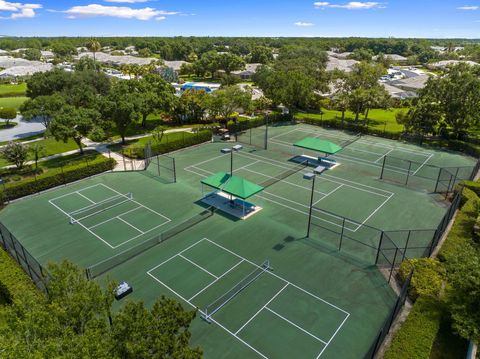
(76, 52, 157, 66)
(0, 63, 53, 78)
(428, 60, 479, 69)
(373, 54, 408, 62)
(326, 56, 359, 72)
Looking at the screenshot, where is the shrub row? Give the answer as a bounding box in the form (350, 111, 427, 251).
(126, 130, 212, 159)
(438, 187, 480, 264)
(0, 156, 115, 203)
(398, 258, 446, 301)
(0, 245, 40, 303)
(227, 113, 293, 134)
(384, 297, 445, 359)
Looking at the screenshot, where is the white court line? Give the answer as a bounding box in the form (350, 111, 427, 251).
(412, 153, 434, 176)
(76, 192, 96, 203)
(292, 126, 433, 156)
(189, 260, 244, 301)
(48, 199, 115, 249)
(178, 254, 218, 279)
(98, 183, 171, 223)
(88, 206, 144, 230)
(315, 311, 350, 359)
(49, 183, 104, 202)
(49, 183, 171, 249)
(147, 238, 269, 359)
(147, 237, 349, 358)
(238, 167, 329, 196)
(374, 148, 395, 164)
(235, 284, 289, 335)
(357, 193, 394, 226)
(117, 216, 144, 234)
(264, 306, 328, 345)
(236, 150, 393, 197)
(203, 238, 349, 315)
(188, 165, 361, 233)
(313, 184, 343, 206)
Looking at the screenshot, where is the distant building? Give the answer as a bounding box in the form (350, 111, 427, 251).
(390, 76, 429, 93)
(162, 60, 189, 73)
(0, 63, 53, 79)
(428, 60, 479, 69)
(41, 50, 54, 60)
(326, 56, 359, 72)
(373, 54, 408, 62)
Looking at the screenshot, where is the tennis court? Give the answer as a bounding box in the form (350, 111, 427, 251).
(147, 238, 349, 359)
(0, 123, 477, 359)
(49, 183, 171, 248)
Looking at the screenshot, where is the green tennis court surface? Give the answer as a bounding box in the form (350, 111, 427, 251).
(0, 123, 476, 358)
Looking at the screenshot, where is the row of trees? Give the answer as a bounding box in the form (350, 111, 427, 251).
(0, 261, 200, 358)
(180, 51, 246, 78)
(19, 67, 257, 148)
(396, 63, 480, 139)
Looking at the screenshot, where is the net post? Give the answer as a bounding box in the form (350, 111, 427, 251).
(375, 232, 385, 265)
(379, 155, 386, 180)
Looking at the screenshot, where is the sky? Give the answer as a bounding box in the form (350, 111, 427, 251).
(1, 0, 480, 38)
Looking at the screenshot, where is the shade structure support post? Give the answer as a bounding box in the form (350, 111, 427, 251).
(306, 175, 316, 238)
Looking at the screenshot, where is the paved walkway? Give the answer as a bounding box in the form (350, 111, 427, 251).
(1, 127, 195, 171)
(0, 116, 45, 142)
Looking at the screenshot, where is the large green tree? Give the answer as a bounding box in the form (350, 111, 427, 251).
(207, 85, 251, 119)
(20, 94, 66, 129)
(49, 105, 101, 154)
(0, 261, 201, 358)
(420, 63, 480, 138)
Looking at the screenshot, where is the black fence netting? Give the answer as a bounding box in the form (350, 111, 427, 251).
(144, 143, 177, 183)
(380, 155, 475, 194)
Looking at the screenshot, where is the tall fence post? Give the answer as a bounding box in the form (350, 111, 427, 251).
(379, 156, 386, 180)
(375, 232, 385, 265)
(388, 248, 399, 283)
(434, 167, 443, 193)
(405, 160, 412, 186)
(172, 158, 177, 183)
(402, 231, 411, 261)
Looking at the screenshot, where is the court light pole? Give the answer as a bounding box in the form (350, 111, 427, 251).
(304, 172, 316, 238)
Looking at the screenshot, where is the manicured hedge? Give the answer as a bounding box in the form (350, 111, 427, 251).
(438, 187, 480, 264)
(399, 258, 446, 301)
(0, 156, 115, 203)
(126, 130, 212, 159)
(227, 113, 293, 133)
(384, 297, 444, 359)
(0, 245, 40, 303)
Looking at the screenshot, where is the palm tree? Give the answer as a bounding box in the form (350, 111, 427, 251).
(86, 38, 101, 71)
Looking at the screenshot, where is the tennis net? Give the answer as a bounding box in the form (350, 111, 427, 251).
(202, 260, 270, 323)
(260, 161, 309, 188)
(341, 133, 362, 148)
(69, 193, 133, 224)
(85, 207, 215, 279)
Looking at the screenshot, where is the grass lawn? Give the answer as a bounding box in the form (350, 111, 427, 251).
(0, 83, 27, 97)
(295, 107, 406, 134)
(0, 96, 28, 110)
(0, 150, 108, 187)
(0, 138, 78, 168)
(179, 75, 222, 83)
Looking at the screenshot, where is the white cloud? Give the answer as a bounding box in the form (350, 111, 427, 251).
(458, 5, 479, 10)
(314, 1, 385, 10)
(0, 0, 42, 19)
(104, 0, 150, 3)
(295, 21, 314, 26)
(64, 4, 178, 21)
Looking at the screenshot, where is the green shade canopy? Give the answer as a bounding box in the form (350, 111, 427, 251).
(201, 172, 264, 200)
(293, 137, 343, 155)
